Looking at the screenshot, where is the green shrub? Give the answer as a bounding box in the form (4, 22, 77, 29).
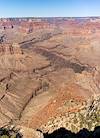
(0, 135, 9, 138)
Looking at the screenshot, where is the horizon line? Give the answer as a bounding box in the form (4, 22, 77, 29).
(0, 16, 100, 19)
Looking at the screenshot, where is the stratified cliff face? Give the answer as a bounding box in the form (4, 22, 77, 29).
(0, 43, 22, 55)
(0, 41, 50, 126)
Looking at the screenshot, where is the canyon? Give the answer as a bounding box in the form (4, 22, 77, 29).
(0, 17, 99, 137)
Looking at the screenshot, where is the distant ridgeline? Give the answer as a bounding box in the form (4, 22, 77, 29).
(0, 17, 100, 34)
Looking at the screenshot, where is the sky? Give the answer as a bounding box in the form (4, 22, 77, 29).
(0, 0, 100, 17)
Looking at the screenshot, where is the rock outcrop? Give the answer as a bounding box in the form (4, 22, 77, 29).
(41, 96, 100, 133)
(0, 43, 22, 55)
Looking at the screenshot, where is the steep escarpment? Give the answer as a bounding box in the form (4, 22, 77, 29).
(0, 43, 22, 55)
(0, 42, 51, 126)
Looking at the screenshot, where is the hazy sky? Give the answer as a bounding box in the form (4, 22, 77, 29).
(0, 0, 100, 17)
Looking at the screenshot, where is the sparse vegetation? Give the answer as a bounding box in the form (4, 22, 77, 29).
(0, 127, 22, 138)
(41, 96, 100, 133)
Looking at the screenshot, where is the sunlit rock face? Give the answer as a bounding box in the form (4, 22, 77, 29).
(0, 43, 22, 55)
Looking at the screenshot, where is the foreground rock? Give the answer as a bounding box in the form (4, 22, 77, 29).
(6, 96, 99, 138)
(41, 96, 100, 133)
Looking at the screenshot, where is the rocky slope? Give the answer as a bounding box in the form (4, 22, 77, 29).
(41, 96, 100, 133)
(4, 95, 99, 138)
